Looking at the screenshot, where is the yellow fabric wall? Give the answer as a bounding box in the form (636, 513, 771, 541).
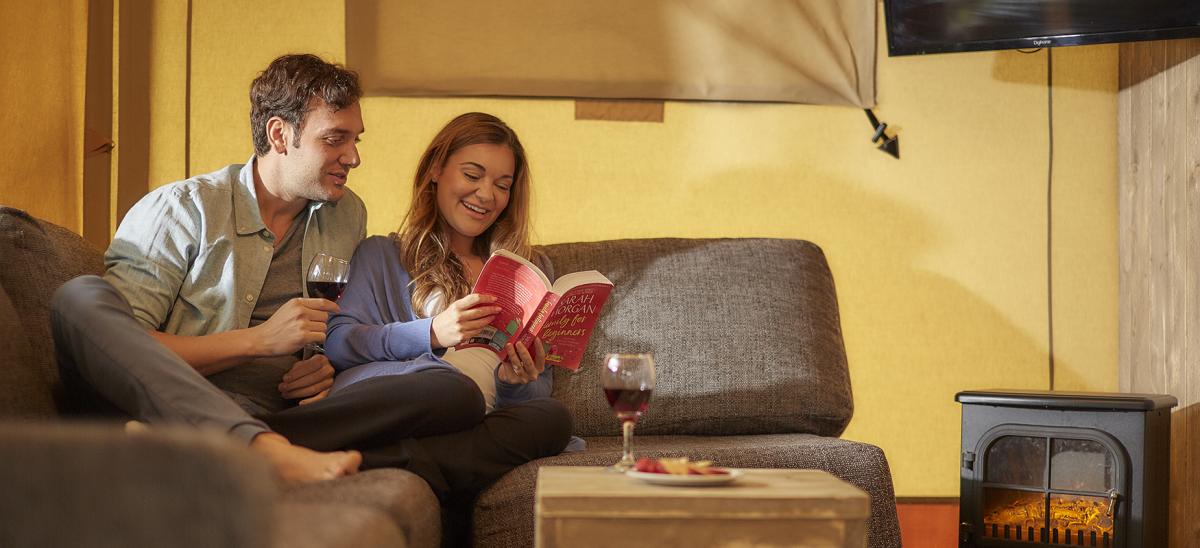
(0, 1, 88, 231)
(172, 0, 1117, 497)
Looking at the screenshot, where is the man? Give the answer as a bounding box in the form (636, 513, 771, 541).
(52, 54, 569, 491)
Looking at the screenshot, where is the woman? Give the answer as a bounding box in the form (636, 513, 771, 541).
(322, 113, 574, 518)
(325, 112, 556, 409)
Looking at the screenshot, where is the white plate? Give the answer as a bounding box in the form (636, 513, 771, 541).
(625, 469, 743, 486)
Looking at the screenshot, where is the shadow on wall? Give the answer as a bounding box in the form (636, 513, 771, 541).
(113, 0, 153, 227)
(681, 163, 1051, 442)
(989, 47, 1116, 90)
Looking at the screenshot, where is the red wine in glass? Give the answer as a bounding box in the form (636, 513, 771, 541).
(601, 353, 656, 471)
(306, 280, 347, 301)
(604, 387, 653, 422)
(305, 253, 350, 353)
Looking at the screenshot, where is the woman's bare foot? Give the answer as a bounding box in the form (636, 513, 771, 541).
(250, 432, 362, 485)
(124, 420, 150, 434)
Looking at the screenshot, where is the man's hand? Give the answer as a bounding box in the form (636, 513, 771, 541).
(279, 353, 336, 400)
(430, 293, 501, 349)
(497, 337, 546, 385)
(252, 298, 339, 356)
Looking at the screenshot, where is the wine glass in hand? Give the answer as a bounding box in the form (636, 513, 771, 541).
(601, 353, 656, 471)
(305, 252, 349, 352)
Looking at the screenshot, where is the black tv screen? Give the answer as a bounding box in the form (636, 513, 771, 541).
(885, 0, 1200, 56)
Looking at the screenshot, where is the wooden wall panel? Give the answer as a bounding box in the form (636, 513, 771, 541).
(1118, 38, 1200, 548)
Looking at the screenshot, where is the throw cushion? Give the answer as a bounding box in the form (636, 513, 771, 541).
(538, 238, 853, 438)
(0, 287, 54, 418)
(0, 207, 104, 414)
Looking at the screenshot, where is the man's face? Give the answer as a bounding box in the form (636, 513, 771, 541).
(280, 97, 364, 203)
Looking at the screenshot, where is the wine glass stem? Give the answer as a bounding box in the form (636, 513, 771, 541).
(619, 420, 636, 469)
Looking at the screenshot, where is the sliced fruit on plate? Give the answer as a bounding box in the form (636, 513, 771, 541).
(634, 457, 730, 476)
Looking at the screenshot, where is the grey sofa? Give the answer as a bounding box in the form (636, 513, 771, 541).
(0, 206, 901, 547)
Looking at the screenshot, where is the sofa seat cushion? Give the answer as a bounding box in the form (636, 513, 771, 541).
(539, 238, 853, 438)
(282, 468, 440, 548)
(274, 502, 406, 548)
(474, 434, 901, 548)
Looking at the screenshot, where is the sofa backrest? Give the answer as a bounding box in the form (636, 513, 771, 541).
(540, 238, 854, 438)
(0, 207, 104, 418)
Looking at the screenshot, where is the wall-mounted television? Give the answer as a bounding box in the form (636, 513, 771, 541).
(884, 0, 1200, 56)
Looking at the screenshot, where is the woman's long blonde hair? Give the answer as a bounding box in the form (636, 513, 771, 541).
(396, 112, 532, 317)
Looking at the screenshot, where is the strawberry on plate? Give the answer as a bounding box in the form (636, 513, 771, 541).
(634, 457, 664, 474)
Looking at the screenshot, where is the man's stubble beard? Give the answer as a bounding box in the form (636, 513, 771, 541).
(287, 161, 341, 204)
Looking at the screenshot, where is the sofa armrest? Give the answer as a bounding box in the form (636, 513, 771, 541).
(0, 421, 279, 548)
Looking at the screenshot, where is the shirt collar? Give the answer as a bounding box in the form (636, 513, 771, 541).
(232, 155, 326, 236)
(234, 156, 267, 236)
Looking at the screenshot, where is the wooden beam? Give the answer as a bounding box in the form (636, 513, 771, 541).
(82, 0, 113, 249)
(575, 99, 664, 123)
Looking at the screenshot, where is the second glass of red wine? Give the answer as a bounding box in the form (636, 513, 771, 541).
(305, 252, 349, 352)
(602, 353, 656, 471)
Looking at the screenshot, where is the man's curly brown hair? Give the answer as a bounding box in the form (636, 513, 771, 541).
(249, 54, 361, 156)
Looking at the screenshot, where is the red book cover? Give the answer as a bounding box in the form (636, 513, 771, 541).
(519, 280, 613, 371)
(458, 250, 612, 370)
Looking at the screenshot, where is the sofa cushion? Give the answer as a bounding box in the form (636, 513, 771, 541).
(0, 423, 279, 548)
(474, 434, 901, 548)
(538, 238, 853, 438)
(0, 207, 104, 415)
(282, 469, 440, 548)
(274, 502, 406, 548)
(0, 287, 54, 417)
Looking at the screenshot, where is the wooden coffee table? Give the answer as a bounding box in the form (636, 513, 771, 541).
(535, 466, 869, 547)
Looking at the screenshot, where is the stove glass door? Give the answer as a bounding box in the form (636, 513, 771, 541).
(979, 434, 1120, 546)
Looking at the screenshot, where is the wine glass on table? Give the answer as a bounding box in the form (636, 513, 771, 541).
(602, 353, 656, 471)
(305, 252, 350, 353)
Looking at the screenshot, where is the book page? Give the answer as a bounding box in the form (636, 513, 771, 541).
(549, 269, 612, 295)
(458, 251, 549, 357)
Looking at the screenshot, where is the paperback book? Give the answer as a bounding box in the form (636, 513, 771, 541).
(458, 249, 612, 371)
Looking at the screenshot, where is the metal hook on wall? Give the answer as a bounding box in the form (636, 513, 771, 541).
(864, 109, 900, 159)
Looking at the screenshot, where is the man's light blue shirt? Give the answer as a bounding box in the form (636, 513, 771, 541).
(104, 156, 367, 335)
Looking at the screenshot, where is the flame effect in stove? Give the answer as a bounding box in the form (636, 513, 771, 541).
(982, 491, 1114, 545)
(1049, 496, 1113, 535)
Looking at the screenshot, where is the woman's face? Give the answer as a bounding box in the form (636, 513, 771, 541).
(434, 143, 515, 251)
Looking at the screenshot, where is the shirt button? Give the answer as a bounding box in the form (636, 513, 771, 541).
(244, 294, 254, 302)
(237, 226, 246, 232)
(263, 245, 271, 252)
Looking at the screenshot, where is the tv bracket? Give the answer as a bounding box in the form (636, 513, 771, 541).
(864, 109, 900, 159)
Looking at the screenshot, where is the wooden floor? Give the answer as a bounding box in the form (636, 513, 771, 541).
(897, 499, 959, 548)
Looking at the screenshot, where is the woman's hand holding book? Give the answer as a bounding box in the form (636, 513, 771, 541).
(430, 293, 501, 348)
